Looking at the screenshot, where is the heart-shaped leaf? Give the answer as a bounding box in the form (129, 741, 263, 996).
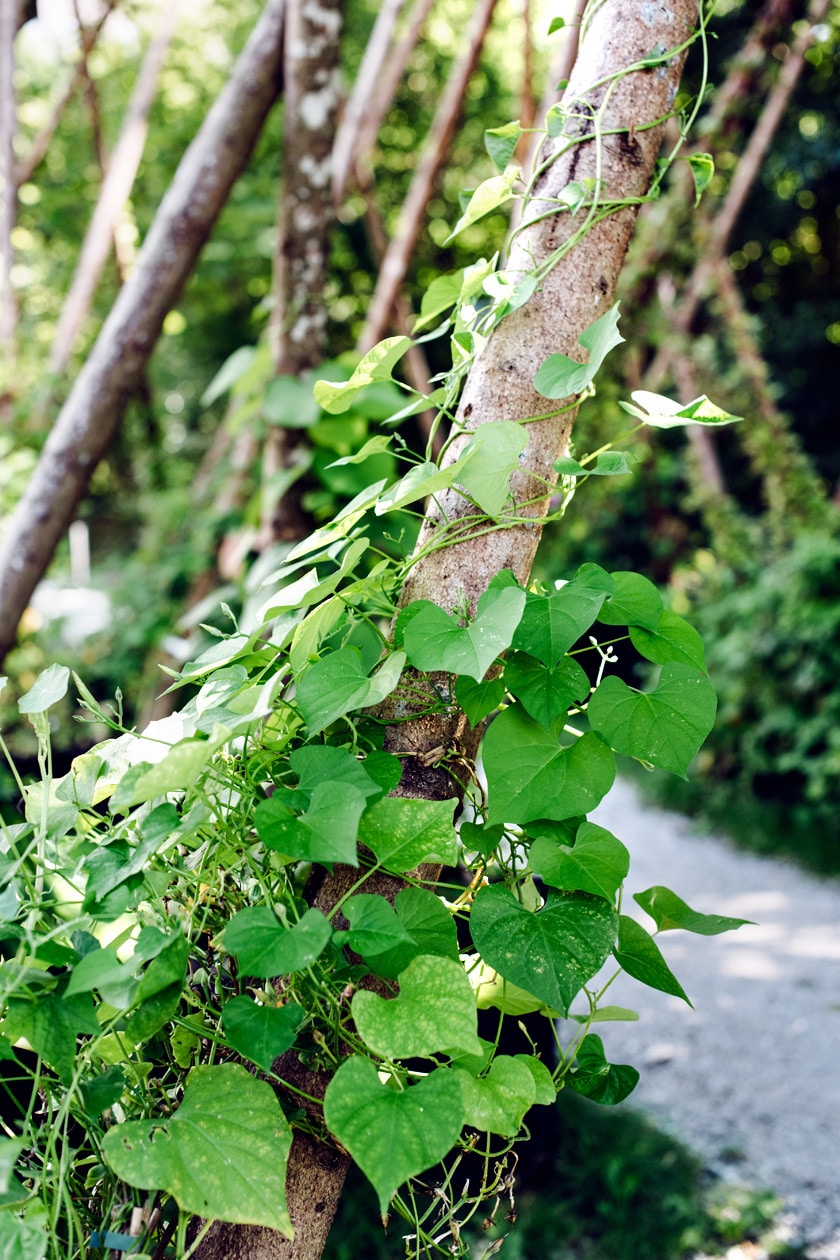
(401, 585, 526, 681)
(324, 1057, 465, 1215)
(255, 782, 367, 865)
(532, 821, 629, 902)
(456, 421, 529, 515)
(619, 390, 742, 428)
(101, 1064, 292, 1233)
(18, 664, 70, 714)
(3, 991, 100, 1084)
(314, 337, 411, 414)
(614, 915, 691, 1005)
(534, 305, 624, 399)
(483, 708, 615, 825)
(588, 663, 717, 778)
(512, 575, 611, 664)
(222, 997, 305, 1072)
(455, 675, 506, 726)
(296, 648, 406, 735)
(504, 652, 590, 729)
(357, 886, 459, 981)
(470, 884, 618, 1016)
(565, 1034, 639, 1105)
(359, 796, 458, 873)
(629, 610, 707, 672)
(515, 1054, 556, 1104)
(485, 121, 523, 172)
(444, 172, 516, 244)
(554, 451, 637, 477)
(352, 955, 481, 1059)
(224, 906, 332, 978)
(634, 886, 753, 936)
(596, 571, 662, 631)
(334, 895, 416, 960)
(455, 1056, 535, 1136)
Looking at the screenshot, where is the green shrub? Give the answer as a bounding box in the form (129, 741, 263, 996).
(657, 526, 840, 872)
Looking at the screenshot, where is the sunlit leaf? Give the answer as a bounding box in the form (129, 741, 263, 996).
(634, 886, 753, 935)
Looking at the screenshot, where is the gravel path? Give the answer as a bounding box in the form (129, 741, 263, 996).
(584, 779, 840, 1256)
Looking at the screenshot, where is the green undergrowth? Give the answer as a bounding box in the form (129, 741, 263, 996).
(326, 1092, 805, 1260)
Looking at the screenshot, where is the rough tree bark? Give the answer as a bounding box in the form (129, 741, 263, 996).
(258, 0, 342, 548)
(193, 3, 698, 1258)
(0, 0, 287, 666)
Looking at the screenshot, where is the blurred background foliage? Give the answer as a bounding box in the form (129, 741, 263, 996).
(1, 0, 838, 878)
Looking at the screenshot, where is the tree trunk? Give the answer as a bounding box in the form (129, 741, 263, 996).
(259, 0, 342, 549)
(193, 3, 698, 1257)
(0, 0, 287, 666)
(0, 0, 20, 351)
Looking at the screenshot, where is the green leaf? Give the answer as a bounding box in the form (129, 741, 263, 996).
(82, 803, 180, 903)
(566, 1034, 639, 1105)
(64, 946, 138, 1008)
(532, 821, 629, 902)
(374, 460, 459, 515)
(614, 915, 691, 1005)
(290, 744, 387, 802)
(457, 421, 529, 515)
(504, 652, 590, 729)
(567, 1005, 639, 1024)
(0, 1138, 25, 1194)
(101, 1064, 293, 1233)
(548, 15, 566, 33)
(634, 886, 753, 936)
(588, 663, 717, 778)
(78, 1066, 126, 1118)
(534, 305, 624, 399)
(314, 337, 411, 414)
(263, 373, 320, 428)
(455, 675, 505, 726)
(444, 173, 516, 244)
(296, 648, 406, 735)
(597, 570, 662, 631)
(455, 1056, 535, 1136)
(135, 932, 189, 1002)
(359, 796, 458, 873)
(630, 610, 707, 672)
(3, 991, 99, 1084)
(485, 121, 522, 173)
(401, 584, 526, 682)
(256, 783, 367, 865)
(352, 955, 481, 1059)
(483, 708, 615, 825)
(470, 885, 618, 1016)
(109, 729, 230, 810)
(18, 664, 70, 714)
(512, 571, 612, 662)
(200, 345, 256, 406)
(224, 906, 332, 978)
(222, 998, 305, 1072)
(327, 434, 393, 467)
(414, 269, 464, 331)
(687, 153, 714, 206)
(324, 1057, 464, 1216)
(0, 1212, 48, 1260)
(471, 958, 556, 1016)
(515, 1054, 556, 1104)
(554, 451, 637, 477)
(335, 895, 416, 960)
(619, 390, 742, 428)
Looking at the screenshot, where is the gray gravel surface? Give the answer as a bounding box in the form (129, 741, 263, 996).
(583, 779, 840, 1256)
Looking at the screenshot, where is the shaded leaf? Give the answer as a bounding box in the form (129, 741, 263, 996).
(225, 906, 332, 978)
(324, 1058, 464, 1215)
(630, 610, 707, 672)
(566, 1033, 639, 1105)
(634, 886, 753, 936)
(222, 998, 305, 1072)
(401, 584, 525, 682)
(614, 915, 691, 1005)
(597, 571, 662, 631)
(485, 121, 522, 173)
(296, 648, 406, 735)
(504, 652, 590, 729)
(101, 1064, 292, 1233)
(534, 305, 624, 399)
(455, 1056, 535, 1135)
(471, 885, 618, 1016)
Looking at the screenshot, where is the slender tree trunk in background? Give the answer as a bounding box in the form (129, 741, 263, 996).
(14, 0, 120, 188)
(330, 0, 406, 203)
(259, 0, 342, 549)
(0, 0, 20, 352)
(359, 0, 498, 352)
(194, 5, 698, 1258)
(50, 1, 180, 376)
(0, 0, 287, 666)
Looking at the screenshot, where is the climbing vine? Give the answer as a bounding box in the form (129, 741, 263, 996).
(0, 13, 749, 1259)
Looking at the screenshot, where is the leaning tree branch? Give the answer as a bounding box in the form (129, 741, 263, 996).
(358, 0, 499, 352)
(0, 0, 287, 665)
(0, 0, 20, 349)
(50, 1, 180, 376)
